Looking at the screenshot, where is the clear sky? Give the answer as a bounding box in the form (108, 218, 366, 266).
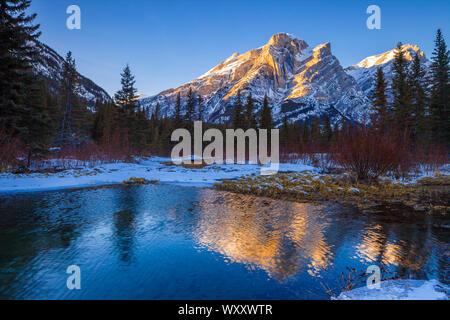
(30, 0, 449, 97)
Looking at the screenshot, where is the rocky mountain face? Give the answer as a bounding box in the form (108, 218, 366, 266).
(140, 33, 371, 126)
(345, 44, 429, 100)
(33, 41, 111, 105)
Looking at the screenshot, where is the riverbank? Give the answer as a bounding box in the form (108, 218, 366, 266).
(0, 157, 317, 193)
(214, 170, 450, 214)
(1, 157, 448, 215)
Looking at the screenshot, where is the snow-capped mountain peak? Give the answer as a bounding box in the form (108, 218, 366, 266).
(355, 44, 423, 68)
(345, 44, 428, 97)
(33, 41, 111, 105)
(140, 33, 370, 126)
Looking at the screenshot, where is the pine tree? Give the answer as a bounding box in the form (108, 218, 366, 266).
(429, 29, 450, 146)
(59, 51, 80, 145)
(260, 95, 273, 130)
(370, 67, 389, 131)
(184, 87, 195, 122)
(114, 64, 139, 152)
(0, 0, 52, 166)
(197, 95, 203, 121)
(232, 90, 244, 128)
(408, 52, 429, 146)
(244, 93, 257, 129)
(322, 114, 333, 146)
(171, 93, 181, 124)
(115, 64, 137, 112)
(391, 42, 412, 132)
(153, 103, 160, 122)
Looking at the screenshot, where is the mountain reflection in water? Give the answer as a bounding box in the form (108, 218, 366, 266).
(0, 184, 447, 299)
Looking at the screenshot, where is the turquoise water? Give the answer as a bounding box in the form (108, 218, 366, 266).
(0, 184, 448, 300)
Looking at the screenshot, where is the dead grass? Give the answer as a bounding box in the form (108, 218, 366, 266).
(123, 177, 158, 185)
(215, 172, 449, 214)
(161, 161, 209, 170)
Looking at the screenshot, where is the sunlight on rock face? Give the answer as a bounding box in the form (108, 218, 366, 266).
(194, 189, 334, 280)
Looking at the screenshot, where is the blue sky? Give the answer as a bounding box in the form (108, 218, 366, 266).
(30, 0, 449, 97)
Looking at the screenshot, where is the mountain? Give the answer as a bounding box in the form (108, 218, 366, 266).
(33, 41, 110, 104)
(140, 33, 371, 126)
(345, 44, 429, 99)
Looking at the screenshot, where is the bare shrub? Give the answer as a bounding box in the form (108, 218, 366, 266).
(331, 125, 411, 181)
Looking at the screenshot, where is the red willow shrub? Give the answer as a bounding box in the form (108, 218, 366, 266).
(331, 124, 411, 181)
(415, 144, 449, 175)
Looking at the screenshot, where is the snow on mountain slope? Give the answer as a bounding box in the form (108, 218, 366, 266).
(140, 33, 371, 126)
(33, 41, 111, 104)
(345, 44, 429, 99)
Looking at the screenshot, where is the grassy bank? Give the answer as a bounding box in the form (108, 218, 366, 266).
(214, 171, 450, 214)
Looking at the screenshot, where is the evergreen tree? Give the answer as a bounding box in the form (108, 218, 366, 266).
(197, 95, 203, 121)
(370, 67, 389, 131)
(408, 52, 429, 145)
(260, 95, 273, 130)
(244, 93, 257, 129)
(114, 64, 137, 112)
(232, 90, 244, 128)
(92, 102, 115, 145)
(174, 92, 182, 127)
(391, 42, 412, 132)
(59, 51, 80, 144)
(114, 64, 140, 152)
(429, 29, 450, 146)
(322, 114, 333, 146)
(184, 87, 196, 122)
(153, 103, 160, 122)
(0, 0, 52, 166)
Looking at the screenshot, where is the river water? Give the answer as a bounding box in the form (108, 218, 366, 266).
(0, 184, 448, 299)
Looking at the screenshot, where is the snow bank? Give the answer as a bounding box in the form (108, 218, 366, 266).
(335, 280, 449, 300)
(0, 157, 317, 193)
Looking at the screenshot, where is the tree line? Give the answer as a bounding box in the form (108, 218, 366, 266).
(371, 31, 449, 149)
(0, 0, 448, 171)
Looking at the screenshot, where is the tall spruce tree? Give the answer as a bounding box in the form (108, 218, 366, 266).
(197, 95, 203, 121)
(59, 51, 80, 144)
(371, 67, 389, 131)
(232, 90, 244, 128)
(429, 29, 449, 146)
(260, 95, 273, 130)
(244, 93, 257, 129)
(0, 0, 52, 166)
(114, 64, 139, 152)
(408, 52, 429, 145)
(174, 92, 182, 127)
(184, 87, 196, 122)
(322, 114, 333, 146)
(115, 64, 137, 113)
(391, 42, 412, 132)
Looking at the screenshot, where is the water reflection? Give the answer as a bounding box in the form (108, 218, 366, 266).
(0, 185, 447, 299)
(196, 190, 340, 280)
(194, 189, 448, 283)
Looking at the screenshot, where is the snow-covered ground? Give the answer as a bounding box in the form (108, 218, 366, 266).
(335, 280, 449, 300)
(0, 157, 317, 193)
